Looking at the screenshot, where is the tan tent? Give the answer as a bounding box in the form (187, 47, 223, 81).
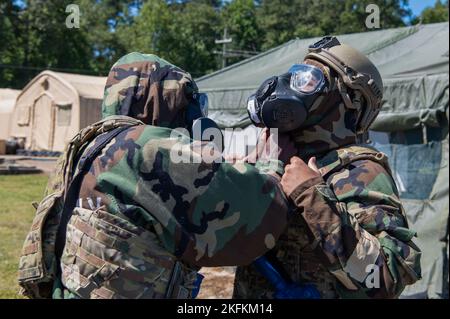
(9, 71, 106, 152)
(0, 89, 21, 140)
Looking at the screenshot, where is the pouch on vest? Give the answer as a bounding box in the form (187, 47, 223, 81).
(18, 116, 144, 298)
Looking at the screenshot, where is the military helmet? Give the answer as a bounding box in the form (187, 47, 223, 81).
(305, 36, 383, 134)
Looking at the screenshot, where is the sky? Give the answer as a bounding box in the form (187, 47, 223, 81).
(409, 0, 439, 16)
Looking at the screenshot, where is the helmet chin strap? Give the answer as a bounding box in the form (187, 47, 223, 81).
(337, 77, 369, 138)
(304, 60, 369, 137)
(337, 76, 355, 110)
(290, 86, 338, 144)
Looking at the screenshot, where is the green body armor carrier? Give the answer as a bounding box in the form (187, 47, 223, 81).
(18, 116, 198, 299)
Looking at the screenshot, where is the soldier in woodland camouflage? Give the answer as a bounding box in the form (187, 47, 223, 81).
(19, 53, 297, 299)
(233, 38, 422, 299)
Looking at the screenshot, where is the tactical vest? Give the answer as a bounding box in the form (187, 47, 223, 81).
(18, 116, 198, 299)
(277, 144, 395, 298)
(234, 144, 395, 299)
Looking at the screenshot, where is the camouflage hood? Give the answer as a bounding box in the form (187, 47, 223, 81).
(290, 59, 359, 159)
(102, 52, 198, 128)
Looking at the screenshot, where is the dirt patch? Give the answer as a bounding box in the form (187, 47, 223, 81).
(197, 267, 236, 299)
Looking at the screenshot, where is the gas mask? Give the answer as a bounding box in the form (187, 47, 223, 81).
(186, 92, 210, 129)
(247, 64, 328, 133)
(186, 93, 224, 151)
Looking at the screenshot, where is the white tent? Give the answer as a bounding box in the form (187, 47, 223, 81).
(9, 71, 106, 152)
(0, 89, 21, 141)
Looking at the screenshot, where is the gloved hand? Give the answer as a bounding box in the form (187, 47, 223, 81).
(245, 128, 298, 165)
(280, 156, 322, 197)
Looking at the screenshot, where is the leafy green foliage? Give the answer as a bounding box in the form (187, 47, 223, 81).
(0, 0, 440, 89)
(222, 0, 262, 64)
(257, 0, 412, 49)
(412, 0, 449, 24)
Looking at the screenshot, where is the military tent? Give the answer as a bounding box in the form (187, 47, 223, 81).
(0, 89, 21, 140)
(197, 22, 449, 298)
(9, 71, 106, 153)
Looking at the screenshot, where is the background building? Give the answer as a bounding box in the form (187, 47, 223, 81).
(9, 71, 106, 153)
(0, 89, 21, 141)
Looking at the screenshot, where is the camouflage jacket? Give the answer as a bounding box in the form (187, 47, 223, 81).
(50, 122, 291, 298)
(234, 145, 422, 299)
(29, 52, 292, 299)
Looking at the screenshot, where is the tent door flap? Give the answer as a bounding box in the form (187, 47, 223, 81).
(30, 94, 56, 151)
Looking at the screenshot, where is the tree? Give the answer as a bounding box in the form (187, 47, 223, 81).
(125, 0, 220, 77)
(78, 0, 141, 73)
(222, 0, 262, 52)
(170, 1, 221, 76)
(0, 0, 141, 88)
(336, 0, 411, 33)
(21, 1, 90, 68)
(256, 0, 411, 49)
(256, 0, 299, 49)
(0, 0, 92, 88)
(0, 1, 23, 88)
(124, 0, 173, 55)
(413, 0, 449, 24)
(0, 0, 431, 89)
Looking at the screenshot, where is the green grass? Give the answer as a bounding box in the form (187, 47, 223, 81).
(0, 174, 48, 299)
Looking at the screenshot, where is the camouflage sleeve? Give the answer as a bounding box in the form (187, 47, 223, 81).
(288, 159, 422, 298)
(134, 137, 292, 268)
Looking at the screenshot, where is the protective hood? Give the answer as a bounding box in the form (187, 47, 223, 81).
(102, 52, 198, 128)
(290, 59, 359, 159)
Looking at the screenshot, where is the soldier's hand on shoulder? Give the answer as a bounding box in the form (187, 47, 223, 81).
(280, 156, 323, 197)
(245, 128, 298, 165)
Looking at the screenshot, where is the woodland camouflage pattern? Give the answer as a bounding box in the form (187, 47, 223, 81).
(102, 52, 198, 127)
(41, 53, 291, 299)
(233, 59, 422, 299)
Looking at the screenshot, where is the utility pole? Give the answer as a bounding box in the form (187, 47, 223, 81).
(214, 28, 260, 69)
(215, 28, 233, 68)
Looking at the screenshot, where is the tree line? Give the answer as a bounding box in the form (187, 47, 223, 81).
(0, 0, 448, 89)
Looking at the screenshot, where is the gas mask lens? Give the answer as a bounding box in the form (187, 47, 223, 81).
(289, 64, 325, 94)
